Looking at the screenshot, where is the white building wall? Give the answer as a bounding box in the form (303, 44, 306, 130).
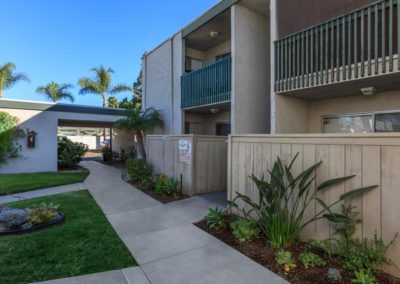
(0, 107, 125, 174)
(231, 4, 270, 134)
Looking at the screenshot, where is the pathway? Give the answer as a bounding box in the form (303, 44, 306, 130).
(0, 183, 86, 204)
(37, 161, 288, 284)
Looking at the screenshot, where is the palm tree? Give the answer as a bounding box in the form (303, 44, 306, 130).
(0, 62, 30, 98)
(114, 108, 163, 161)
(36, 82, 75, 103)
(78, 66, 132, 107)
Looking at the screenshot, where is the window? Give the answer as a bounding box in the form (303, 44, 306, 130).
(323, 111, 400, 133)
(322, 114, 373, 133)
(216, 52, 231, 61)
(375, 112, 400, 132)
(185, 57, 203, 73)
(216, 123, 231, 136)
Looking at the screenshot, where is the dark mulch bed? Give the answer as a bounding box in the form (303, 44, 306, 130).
(58, 165, 88, 172)
(195, 216, 400, 284)
(128, 181, 189, 204)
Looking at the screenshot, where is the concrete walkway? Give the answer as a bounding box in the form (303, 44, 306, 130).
(38, 161, 287, 284)
(0, 183, 86, 204)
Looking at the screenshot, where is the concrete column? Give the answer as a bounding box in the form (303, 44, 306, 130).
(231, 4, 271, 134)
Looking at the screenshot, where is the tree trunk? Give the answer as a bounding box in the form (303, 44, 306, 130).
(0, 88, 2, 98)
(136, 131, 146, 162)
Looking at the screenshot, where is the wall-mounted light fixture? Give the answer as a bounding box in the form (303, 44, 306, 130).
(27, 130, 37, 148)
(210, 108, 219, 114)
(361, 87, 377, 96)
(210, 31, 219, 38)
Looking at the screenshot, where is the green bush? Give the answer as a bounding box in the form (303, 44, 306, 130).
(298, 252, 326, 269)
(155, 176, 180, 198)
(352, 270, 376, 284)
(275, 250, 297, 272)
(230, 218, 260, 242)
(0, 111, 24, 167)
(228, 153, 377, 249)
(101, 146, 113, 162)
(57, 137, 88, 168)
(204, 207, 225, 230)
(126, 158, 154, 187)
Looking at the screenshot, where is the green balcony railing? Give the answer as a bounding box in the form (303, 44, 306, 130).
(181, 56, 231, 109)
(274, 0, 400, 92)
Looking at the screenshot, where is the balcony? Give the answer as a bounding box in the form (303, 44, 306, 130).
(181, 56, 231, 110)
(274, 0, 400, 94)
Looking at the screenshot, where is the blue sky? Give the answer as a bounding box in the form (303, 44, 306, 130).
(1, 0, 218, 106)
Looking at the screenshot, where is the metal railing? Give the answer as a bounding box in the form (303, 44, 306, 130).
(181, 56, 231, 109)
(274, 0, 400, 92)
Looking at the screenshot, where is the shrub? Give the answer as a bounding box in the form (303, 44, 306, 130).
(327, 268, 342, 281)
(205, 207, 225, 230)
(228, 153, 377, 248)
(119, 145, 137, 162)
(298, 252, 326, 268)
(352, 270, 376, 284)
(101, 146, 113, 162)
(275, 250, 297, 272)
(155, 176, 180, 198)
(57, 137, 88, 168)
(126, 158, 154, 187)
(230, 218, 260, 242)
(0, 111, 24, 167)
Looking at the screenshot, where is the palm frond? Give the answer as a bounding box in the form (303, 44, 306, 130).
(111, 84, 132, 94)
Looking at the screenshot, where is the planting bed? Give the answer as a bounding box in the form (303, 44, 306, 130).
(195, 216, 400, 284)
(128, 181, 189, 204)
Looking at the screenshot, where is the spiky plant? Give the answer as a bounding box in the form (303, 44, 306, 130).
(36, 82, 75, 103)
(78, 66, 132, 107)
(0, 62, 30, 98)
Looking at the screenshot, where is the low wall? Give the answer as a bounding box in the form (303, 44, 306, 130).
(227, 134, 400, 276)
(147, 135, 227, 196)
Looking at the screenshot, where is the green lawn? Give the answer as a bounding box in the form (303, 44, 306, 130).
(0, 190, 136, 284)
(0, 171, 89, 195)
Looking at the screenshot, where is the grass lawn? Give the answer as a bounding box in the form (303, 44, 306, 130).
(0, 171, 89, 195)
(0, 190, 136, 284)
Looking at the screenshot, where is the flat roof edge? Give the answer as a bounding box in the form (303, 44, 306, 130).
(0, 99, 128, 116)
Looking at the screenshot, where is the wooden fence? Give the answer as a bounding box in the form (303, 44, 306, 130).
(147, 135, 227, 196)
(227, 134, 400, 276)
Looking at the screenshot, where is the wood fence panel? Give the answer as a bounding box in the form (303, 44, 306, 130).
(228, 134, 400, 276)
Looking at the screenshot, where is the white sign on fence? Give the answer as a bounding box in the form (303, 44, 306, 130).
(178, 140, 192, 164)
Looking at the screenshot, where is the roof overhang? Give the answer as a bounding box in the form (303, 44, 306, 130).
(182, 0, 239, 38)
(0, 99, 128, 116)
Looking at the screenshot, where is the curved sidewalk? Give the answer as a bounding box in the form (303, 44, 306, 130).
(39, 161, 288, 284)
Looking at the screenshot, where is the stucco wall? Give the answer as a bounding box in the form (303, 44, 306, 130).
(0, 108, 124, 174)
(231, 4, 270, 134)
(143, 33, 183, 135)
(275, 90, 400, 133)
(185, 111, 231, 135)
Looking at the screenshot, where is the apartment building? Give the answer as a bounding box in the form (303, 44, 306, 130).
(142, 0, 270, 136)
(272, 0, 400, 134)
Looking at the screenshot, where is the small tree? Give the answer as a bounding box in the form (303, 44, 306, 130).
(114, 108, 163, 161)
(0, 62, 30, 98)
(0, 111, 24, 167)
(36, 82, 74, 102)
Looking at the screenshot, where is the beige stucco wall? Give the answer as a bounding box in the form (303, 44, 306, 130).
(185, 111, 230, 135)
(185, 40, 231, 67)
(275, 89, 400, 133)
(231, 4, 270, 134)
(143, 32, 184, 135)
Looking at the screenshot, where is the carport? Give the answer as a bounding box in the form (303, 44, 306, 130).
(0, 99, 132, 174)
